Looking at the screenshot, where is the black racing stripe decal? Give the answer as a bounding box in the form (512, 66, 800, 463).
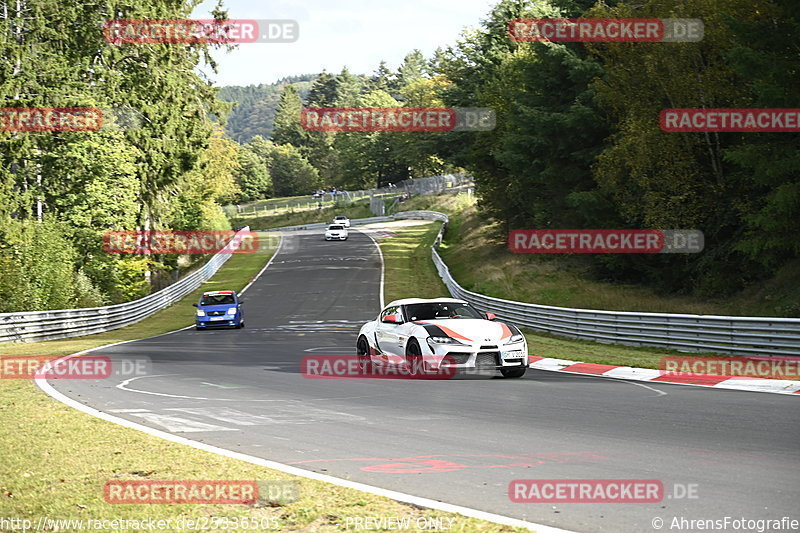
(504, 323, 522, 336)
(418, 323, 448, 338)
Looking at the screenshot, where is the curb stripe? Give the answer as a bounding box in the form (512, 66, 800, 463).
(528, 356, 800, 395)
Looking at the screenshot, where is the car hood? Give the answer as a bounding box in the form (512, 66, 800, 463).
(412, 319, 516, 344)
(199, 304, 236, 312)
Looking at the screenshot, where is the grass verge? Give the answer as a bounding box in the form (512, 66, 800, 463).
(0, 237, 524, 532)
(378, 222, 746, 372)
(398, 194, 800, 318)
(377, 223, 449, 304)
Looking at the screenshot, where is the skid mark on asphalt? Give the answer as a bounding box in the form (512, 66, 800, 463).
(121, 411, 238, 433)
(163, 406, 366, 426)
(287, 452, 609, 474)
(109, 404, 369, 432)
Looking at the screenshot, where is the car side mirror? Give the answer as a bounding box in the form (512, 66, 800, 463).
(485, 312, 497, 321)
(192, 303, 198, 307)
(381, 315, 400, 324)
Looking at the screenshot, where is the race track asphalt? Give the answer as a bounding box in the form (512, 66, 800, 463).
(49, 228, 800, 533)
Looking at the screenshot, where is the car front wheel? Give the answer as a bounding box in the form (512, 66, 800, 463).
(357, 336, 372, 372)
(405, 338, 425, 376)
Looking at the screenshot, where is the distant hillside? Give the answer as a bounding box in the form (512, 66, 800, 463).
(218, 74, 315, 143)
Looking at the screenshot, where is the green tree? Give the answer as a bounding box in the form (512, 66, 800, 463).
(270, 143, 321, 196)
(234, 145, 272, 201)
(271, 85, 307, 148)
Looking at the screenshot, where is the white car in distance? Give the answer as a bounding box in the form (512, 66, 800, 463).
(325, 224, 348, 241)
(332, 215, 350, 228)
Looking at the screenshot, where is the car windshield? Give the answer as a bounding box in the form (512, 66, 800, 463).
(200, 294, 235, 306)
(329, 225, 344, 230)
(404, 302, 483, 320)
(334, 216, 346, 220)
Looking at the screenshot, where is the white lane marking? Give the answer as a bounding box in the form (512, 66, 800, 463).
(602, 366, 663, 381)
(165, 406, 366, 426)
(239, 232, 283, 296)
(200, 382, 244, 389)
(304, 346, 353, 352)
(360, 229, 385, 309)
(127, 412, 238, 433)
(166, 407, 267, 426)
(116, 375, 215, 400)
(39, 371, 574, 532)
(619, 380, 668, 397)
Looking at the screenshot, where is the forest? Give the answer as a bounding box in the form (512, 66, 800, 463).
(1, 0, 797, 312)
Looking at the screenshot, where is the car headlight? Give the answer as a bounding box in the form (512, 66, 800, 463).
(505, 334, 524, 344)
(196, 310, 205, 317)
(226, 307, 237, 315)
(427, 336, 464, 346)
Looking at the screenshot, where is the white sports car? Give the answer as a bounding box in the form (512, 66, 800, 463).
(325, 224, 348, 241)
(356, 298, 529, 378)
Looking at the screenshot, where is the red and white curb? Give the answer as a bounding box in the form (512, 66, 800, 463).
(528, 356, 800, 395)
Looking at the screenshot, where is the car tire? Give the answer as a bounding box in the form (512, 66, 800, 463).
(405, 338, 424, 377)
(500, 367, 526, 379)
(195, 326, 202, 331)
(357, 336, 372, 373)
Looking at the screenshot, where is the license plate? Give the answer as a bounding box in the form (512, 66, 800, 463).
(502, 350, 524, 359)
(210, 316, 225, 321)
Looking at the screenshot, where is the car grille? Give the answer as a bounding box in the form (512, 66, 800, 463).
(480, 345, 497, 350)
(444, 352, 471, 365)
(208, 310, 225, 316)
(475, 352, 499, 367)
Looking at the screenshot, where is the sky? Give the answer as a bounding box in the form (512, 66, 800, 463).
(191, 0, 495, 87)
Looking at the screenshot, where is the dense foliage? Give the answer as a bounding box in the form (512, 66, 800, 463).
(2, 0, 796, 312)
(0, 0, 237, 311)
(239, 0, 797, 298)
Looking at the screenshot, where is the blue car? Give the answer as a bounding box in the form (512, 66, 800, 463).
(193, 290, 244, 330)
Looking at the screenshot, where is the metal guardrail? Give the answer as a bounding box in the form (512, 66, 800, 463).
(0, 227, 252, 344)
(400, 210, 800, 357)
(261, 216, 395, 232)
(6, 212, 797, 356)
(224, 174, 473, 217)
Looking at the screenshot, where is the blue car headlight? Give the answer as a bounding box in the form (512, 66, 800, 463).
(196, 310, 205, 317)
(226, 307, 238, 315)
